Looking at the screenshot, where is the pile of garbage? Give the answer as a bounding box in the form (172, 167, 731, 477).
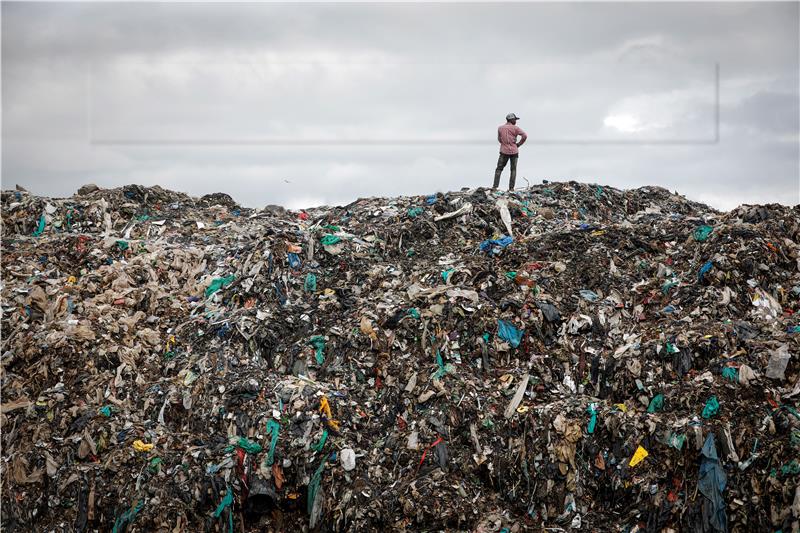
(2, 181, 798, 532)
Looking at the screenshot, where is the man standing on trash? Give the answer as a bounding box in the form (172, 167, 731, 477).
(493, 113, 527, 191)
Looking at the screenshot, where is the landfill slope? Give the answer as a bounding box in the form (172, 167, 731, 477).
(1, 182, 798, 532)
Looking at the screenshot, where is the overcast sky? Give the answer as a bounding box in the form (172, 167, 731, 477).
(3, 2, 798, 210)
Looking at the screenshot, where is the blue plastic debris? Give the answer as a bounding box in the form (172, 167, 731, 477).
(479, 236, 513, 256)
(698, 433, 727, 532)
(698, 260, 713, 282)
(579, 289, 599, 302)
(497, 320, 523, 348)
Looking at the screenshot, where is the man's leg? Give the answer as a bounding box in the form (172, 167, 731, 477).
(508, 155, 518, 190)
(493, 154, 508, 189)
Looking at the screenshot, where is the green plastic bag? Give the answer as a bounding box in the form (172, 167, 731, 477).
(694, 225, 713, 241)
(781, 459, 800, 476)
(112, 499, 144, 533)
(587, 403, 598, 434)
(433, 350, 454, 379)
(309, 336, 325, 364)
(311, 429, 328, 452)
(32, 215, 46, 237)
(235, 437, 262, 454)
(148, 457, 162, 473)
(264, 420, 280, 466)
(666, 342, 680, 354)
(320, 235, 341, 246)
(647, 394, 664, 413)
(304, 273, 317, 292)
(702, 396, 720, 419)
(662, 280, 678, 294)
(212, 488, 234, 533)
(307, 454, 329, 516)
(667, 432, 686, 450)
(205, 275, 235, 298)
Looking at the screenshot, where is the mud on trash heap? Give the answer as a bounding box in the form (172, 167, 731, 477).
(1, 182, 799, 532)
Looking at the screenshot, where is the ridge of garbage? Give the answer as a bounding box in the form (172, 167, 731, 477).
(1, 181, 798, 532)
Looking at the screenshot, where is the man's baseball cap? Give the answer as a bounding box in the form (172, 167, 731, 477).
(506, 113, 520, 121)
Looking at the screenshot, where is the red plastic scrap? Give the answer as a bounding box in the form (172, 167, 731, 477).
(767, 395, 779, 409)
(416, 437, 444, 475)
(76, 235, 91, 254)
(236, 447, 251, 503)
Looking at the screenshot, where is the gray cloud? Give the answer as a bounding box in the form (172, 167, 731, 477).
(3, 2, 798, 210)
(727, 90, 800, 135)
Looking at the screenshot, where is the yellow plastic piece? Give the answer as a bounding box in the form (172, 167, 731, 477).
(629, 445, 648, 467)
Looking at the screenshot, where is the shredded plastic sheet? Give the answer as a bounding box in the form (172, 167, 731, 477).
(212, 488, 234, 533)
(264, 420, 280, 466)
(112, 499, 144, 533)
(307, 454, 330, 527)
(698, 434, 727, 532)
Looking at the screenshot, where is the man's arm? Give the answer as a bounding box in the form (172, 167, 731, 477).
(516, 126, 528, 148)
(497, 127, 502, 143)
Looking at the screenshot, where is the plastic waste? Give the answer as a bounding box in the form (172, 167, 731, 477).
(702, 396, 720, 419)
(3, 182, 798, 532)
(765, 344, 791, 380)
(497, 319, 523, 348)
(694, 225, 714, 241)
(340, 448, 356, 471)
